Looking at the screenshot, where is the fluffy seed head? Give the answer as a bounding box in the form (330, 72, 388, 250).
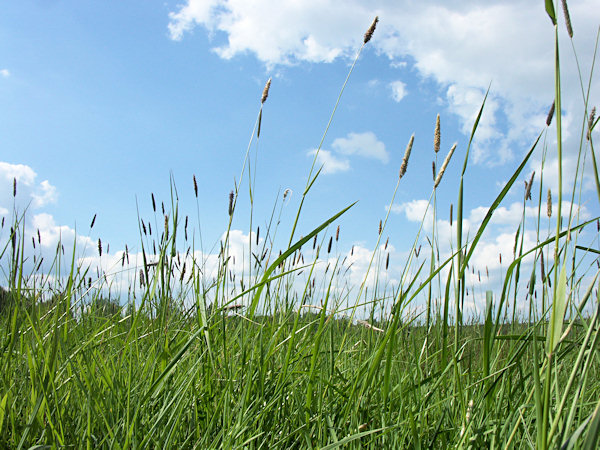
(364, 16, 379, 44)
(434, 114, 440, 153)
(261, 78, 272, 104)
(399, 134, 415, 180)
(434, 143, 457, 188)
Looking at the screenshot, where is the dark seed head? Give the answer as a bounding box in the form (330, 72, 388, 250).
(364, 16, 379, 44)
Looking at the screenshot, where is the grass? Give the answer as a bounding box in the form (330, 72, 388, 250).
(1, 4, 599, 448)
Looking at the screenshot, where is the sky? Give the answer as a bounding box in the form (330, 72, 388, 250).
(1, 1, 599, 317)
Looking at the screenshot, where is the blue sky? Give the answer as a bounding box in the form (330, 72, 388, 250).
(1, 1, 598, 315)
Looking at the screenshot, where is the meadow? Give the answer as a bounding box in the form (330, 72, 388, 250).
(1, 4, 599, 449)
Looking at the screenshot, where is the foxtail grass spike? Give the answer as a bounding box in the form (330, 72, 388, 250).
(450, 203, 453, 226)
(98, 238, 102, 257)
(588, 107, 596, 140)
(547, 189, 552, 217)
(561, 0, 573, 38)
(378, 220, 382, 235)
(13, 178, 16, 197)
(434, 143, 457, 188)
(546, 101, 555, 126)
(261, 78, 272, 104)
(364, 16, 379, 44)
(336, 225, 340, 242)
(151, 193, 156, 212)
(399, 134, 415, 180)
(525, 171, 535, 201)
(228, 190, 234, 216)
(193, 175, 198, 197)
(327, 236, 333, 254)
(434, 114, 440, 153)
(90, 214, 96, 229)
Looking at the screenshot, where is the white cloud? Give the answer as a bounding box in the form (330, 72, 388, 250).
(389, 80, 407, 102)
(0, 69, 9, 78)
(332, 131, 389, 163)
(307, 149, 350, 174)
(307, 131, 388, 174)
(168, 0, 600, 174)
(0, 162, 58, 212)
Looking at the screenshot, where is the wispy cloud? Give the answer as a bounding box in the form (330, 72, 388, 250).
(389, 80, 407, 102)
(0, 69, 9, 78)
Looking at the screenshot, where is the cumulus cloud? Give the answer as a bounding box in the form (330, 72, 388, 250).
(332, 131, 389, 163)
(0, 162, 58, 212)
(168, 0, 600, 172)
(307, 131, 388, 174)
(307, 149, 350, 174)
(389, 80, 407, 102)
(0, 69, 9, 78)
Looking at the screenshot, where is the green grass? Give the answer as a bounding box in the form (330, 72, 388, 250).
(1, 4, 599, 448)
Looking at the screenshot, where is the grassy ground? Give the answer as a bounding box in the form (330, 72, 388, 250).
(1, 4, 599, 448)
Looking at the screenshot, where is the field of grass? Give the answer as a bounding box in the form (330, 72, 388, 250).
(1, 4, 599, 449)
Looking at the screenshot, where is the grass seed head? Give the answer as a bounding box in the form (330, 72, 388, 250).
(364, 16, 379, 44)
(261, 77, 272, 104)
(547, 189, 552, 217)
(228, 190, 234, 216)
(193, 175, 198, 197)
(434, 114, 440, 153)
(13, 178, 16, 197)
(98, 238, 102, 257)
(399, 134, 415, 180)
(524, 171, 535, 201)
(336, 225, 340, 241)
(90, 214, 96, 229)
(546, 101, 555, 126)
(561, 0, 573, 38)
(587, 106, 596, 140)
(434, 143, 457, 188)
